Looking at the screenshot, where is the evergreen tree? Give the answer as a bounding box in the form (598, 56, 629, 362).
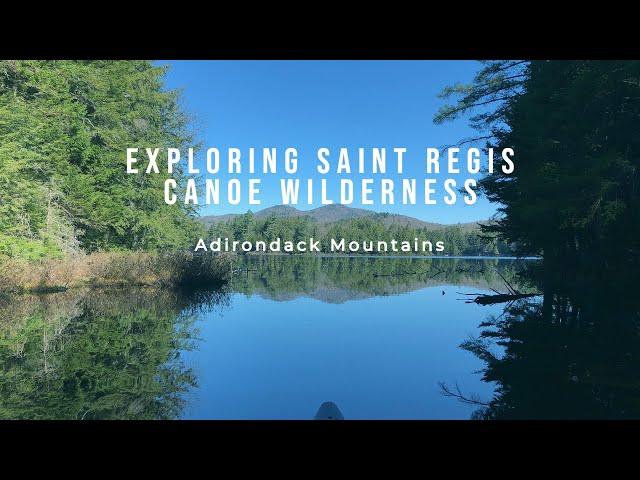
(0, 60, 204, 258)
(435, 60, 640, 282)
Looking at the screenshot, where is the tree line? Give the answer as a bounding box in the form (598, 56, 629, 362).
(206, 212, 516, 256)
(435, 60, 640, 286)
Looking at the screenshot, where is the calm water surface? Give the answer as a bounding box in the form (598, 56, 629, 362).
(0, 256, 553, 419)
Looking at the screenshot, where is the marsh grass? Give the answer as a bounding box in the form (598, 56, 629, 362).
(0, 252, 233, 294)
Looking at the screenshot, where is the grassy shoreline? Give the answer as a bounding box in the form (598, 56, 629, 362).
(0, 252, 234, 294)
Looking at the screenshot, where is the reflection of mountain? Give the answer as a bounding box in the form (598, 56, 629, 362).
(201, 204, 479, 230)
(232, 256, 527, 304)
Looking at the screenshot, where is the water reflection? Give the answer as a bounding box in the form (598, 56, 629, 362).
(0, 256, 530, 419)
(0, 288, 229, 419)
(443, 270, 640, 419)
(232, 256, 526, 303)
(4, 257, 635, 420)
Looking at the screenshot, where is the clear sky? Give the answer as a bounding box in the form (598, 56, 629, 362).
(161, 60, 497, 224)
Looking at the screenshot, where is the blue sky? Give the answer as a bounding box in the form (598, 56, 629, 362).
(161, 61, 497, 224)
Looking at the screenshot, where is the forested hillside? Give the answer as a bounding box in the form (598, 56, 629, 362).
(0, 60, 203, 259)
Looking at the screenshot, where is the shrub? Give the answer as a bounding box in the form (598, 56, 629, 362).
(0, 252, 233, 293)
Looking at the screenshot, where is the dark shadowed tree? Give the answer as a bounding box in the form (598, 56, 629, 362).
(436, 60, 640, 288)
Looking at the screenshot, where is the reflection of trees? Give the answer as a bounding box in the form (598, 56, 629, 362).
(448, 280, 640, 419)
(233, 256, 528, 303)
(0, 288, 230, 419)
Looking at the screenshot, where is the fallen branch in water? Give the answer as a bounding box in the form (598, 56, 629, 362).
(495, 270, 518, 295)
(457, 273, 540, 305)
(458, 291, 540, 305)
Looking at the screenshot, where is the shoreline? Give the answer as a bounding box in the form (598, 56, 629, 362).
(0, 251, 233, 295)
(232, 251, 541, 260)
(1, 250, 540, 296)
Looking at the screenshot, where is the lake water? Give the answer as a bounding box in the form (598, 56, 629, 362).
(0, 256, 569, 420)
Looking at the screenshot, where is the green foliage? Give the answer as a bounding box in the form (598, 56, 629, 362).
(0, 233, 62, 260)
(434, 60, 528, 134)
(0, 60, 203, 259)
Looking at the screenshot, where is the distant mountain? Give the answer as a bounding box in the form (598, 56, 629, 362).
(255, 205, 305, 219)
(199, 205, 483, 230)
